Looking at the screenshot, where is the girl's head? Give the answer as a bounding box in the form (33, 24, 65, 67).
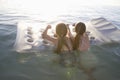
(73, 22, 86, 50)
(55, 23, 68, 54)
(75, 22, 86, 35)
(56, 23, 67, 38)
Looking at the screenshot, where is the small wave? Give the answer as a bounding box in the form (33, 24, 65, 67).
(114, 48, 120, 57)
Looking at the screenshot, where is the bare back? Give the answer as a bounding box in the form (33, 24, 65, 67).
(79, 33, 90, 51)
(54, 37, 72, 52)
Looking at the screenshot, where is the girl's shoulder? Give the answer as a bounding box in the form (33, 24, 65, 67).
(83, 32, 89, 37)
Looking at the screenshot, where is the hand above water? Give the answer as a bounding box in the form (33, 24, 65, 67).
(46, 25, 52, 29)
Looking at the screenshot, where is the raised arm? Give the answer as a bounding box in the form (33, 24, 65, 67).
(66, 24, 74, 43)
(42, 25, 57, 43)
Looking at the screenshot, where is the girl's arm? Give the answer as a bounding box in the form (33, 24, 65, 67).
(66, 24, 74, 43)
(85, 32, 90, 48)
(42, 25, 57, 43)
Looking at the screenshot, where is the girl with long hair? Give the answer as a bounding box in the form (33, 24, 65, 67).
(68, 22, 97, 80)
(42, 23, 72, 54)
(72, 22, 90, 51)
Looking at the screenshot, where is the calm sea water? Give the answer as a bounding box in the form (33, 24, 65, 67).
(0, 6, 120, 80)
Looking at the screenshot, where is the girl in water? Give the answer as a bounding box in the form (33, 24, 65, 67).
(42, 23, 74, 66)
(42, 23, 72, 54)
(68, 22, 90, 51)
(68, 22, 96, 80)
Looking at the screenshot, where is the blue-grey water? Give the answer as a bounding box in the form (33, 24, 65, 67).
(0, 6, 120, 80)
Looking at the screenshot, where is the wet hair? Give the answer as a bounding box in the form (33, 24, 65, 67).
(73, 22, 86, 50)
(54, 23, 69, 54)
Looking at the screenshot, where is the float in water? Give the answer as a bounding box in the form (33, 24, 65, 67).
(14, 17, 120, 52)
